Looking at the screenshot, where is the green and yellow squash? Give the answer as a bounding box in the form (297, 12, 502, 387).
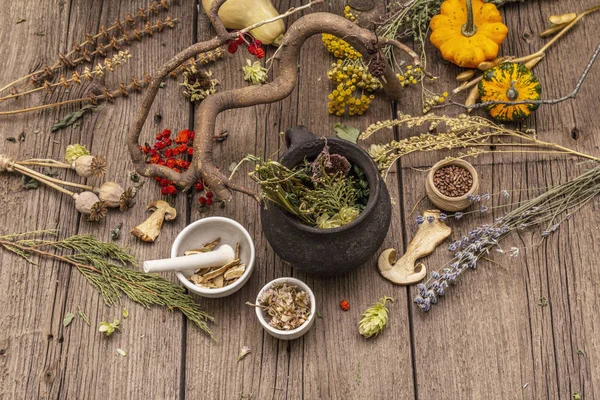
(478, 62, 542, 121)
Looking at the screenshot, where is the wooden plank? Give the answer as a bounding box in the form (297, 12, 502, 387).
(400, 1, 600, 398)
(53, 0, 194, 399)
(184, 1, 415, 399)
(0, 0, 194, 398)
(0, 1, 90, 399)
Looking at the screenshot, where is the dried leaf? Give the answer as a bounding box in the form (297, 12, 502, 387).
(6, 137, 16, 143)
(18, 132, 25, 142)
(334, 123, 360, 144)
(111, 223, 123, 241)
(63, 312, 75, 327)
(21, 176, 40, 190)
(16, 18, 26, 24)
(51, 105, 95, 132)
(238, 346, 251, 361)
(99, 318, 120, 336)
(78, 306, 90, 326)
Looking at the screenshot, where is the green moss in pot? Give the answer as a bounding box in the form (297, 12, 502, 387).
(260, 126, 392, 275)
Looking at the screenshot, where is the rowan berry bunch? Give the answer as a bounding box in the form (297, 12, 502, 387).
(227, 33, 265, 59)
(141, 129, 216, 209)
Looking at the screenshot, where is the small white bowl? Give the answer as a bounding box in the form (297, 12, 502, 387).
(255, 277, 316, 340)
(172, 217, 255, 298)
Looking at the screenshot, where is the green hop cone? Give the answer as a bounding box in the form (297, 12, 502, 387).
(358, 296, 393, 338)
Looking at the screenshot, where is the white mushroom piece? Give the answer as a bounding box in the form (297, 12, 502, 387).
(131, 200, 177, 242)
(378, 210, 451, 285)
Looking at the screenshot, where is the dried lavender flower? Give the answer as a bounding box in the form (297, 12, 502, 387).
(416, 165, 600, 312)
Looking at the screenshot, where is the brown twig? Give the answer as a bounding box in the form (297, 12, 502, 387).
(127, 2, 409, 201)
(379, 37, 434, 78)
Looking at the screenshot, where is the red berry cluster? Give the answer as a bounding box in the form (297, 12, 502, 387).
(227, 33, 265, 59)
(141, 129, 215, 208)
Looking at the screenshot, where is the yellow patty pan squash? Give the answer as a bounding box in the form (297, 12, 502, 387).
(478, 62, 542, 121)
(202, 0, 285, 45)
(430, 0, 508, 68)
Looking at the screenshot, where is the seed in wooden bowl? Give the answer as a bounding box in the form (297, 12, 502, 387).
(432, 165, 473, 197)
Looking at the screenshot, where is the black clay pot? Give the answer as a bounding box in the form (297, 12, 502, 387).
(260, 126, 392, 275)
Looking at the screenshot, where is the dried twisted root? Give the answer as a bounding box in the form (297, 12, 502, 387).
(127, 1, 406, 201)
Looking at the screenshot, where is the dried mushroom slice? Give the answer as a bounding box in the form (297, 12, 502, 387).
(199, 259, 240, 283)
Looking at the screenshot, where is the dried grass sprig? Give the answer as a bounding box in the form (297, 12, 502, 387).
(362, 113, 600, 177)
(1, 16, 178, 104)
(0, 74, 152, 116)
(0, 51, 132, 102)
(0, 0, 172, 95)
(0, 230, 214, 337)
(0, 46, 221, 116)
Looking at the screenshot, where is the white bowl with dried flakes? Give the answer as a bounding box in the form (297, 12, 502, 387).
(254, 277, 316, 340)
(172, 217, 255, 298)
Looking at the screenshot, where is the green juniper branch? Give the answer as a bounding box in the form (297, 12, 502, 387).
(0, 231, 214, 338)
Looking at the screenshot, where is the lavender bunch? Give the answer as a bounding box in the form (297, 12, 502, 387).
(414, 164, 600, 312)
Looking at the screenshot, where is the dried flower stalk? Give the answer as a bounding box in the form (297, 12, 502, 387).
(362, 113, 600, 177)
(0, 51, 132, 103)
(415, 164, 600, 312)
(0, 0, 172, 96)
(0, 47, 223, 116)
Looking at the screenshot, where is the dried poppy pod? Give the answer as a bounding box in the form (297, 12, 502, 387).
(72, 191, 108, 222)
(97, 181, 125, 208)
(72, 155, 107, 178)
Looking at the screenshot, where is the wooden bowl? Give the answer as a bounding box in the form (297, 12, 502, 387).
(425, 159, 480, 212)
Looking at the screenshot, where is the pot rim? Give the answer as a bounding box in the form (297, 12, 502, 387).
(275, 136, 381, 235)
(426, 158, 479, 202)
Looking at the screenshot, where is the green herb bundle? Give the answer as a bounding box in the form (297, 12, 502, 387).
(245, 144, 369, 229)
(0, 230, 214, 337)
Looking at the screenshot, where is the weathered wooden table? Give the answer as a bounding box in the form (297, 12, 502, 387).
(1, 0, 599, 398)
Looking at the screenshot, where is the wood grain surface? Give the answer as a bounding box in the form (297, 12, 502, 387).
(0, 0, 598, 399)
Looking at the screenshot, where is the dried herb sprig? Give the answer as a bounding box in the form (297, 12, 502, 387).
(362, 113, 600, 177)
(0, 74, 152, 116)
(0, 46, 222, 116)
(240, 147, 363, 228)
(0, 230, 214, 337)
(415, 163, 600, 312)
(0, 51, 132, 103)
(0, 1, 172, 95)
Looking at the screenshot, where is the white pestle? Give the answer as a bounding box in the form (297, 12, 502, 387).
(143, 245, 235, 274)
